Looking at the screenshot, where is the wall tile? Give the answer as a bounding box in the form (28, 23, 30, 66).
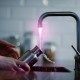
(0, 20, 23, 37)
(0, 7, 10, 18)
(0, 0, 24, 6)
(11, 7, 36, 19)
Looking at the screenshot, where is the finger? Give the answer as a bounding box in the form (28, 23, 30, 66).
(0, 46, 20, 59)
(8, 52, 19, 59)
(16, 60, 30, 71)
(0, 40, 15, 48)
(0, 64, 15, 71)
(7, 48, 20, 59)
(12, 65, 25, 72)
(0, 48, 8, 56)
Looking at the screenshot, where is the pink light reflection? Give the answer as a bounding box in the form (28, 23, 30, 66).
(38, 27, 42, 36)
(38, 27, 42, 49)
(31, 21, 50, 49)
(42, 21, 50, 43)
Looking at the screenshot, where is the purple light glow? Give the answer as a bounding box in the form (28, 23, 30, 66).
(30, 20, 51, 49)
(38, 27, 42, 49)
(39, 27, 42, 36)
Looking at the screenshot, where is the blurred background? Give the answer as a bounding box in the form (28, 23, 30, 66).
(0, 0, 80, 80)
(0, 0, 79, 72)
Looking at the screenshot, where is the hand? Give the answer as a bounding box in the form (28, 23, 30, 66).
(0, 71, 25, 80)
(0, 56, 30, 72)
(0, 40, 20, 59)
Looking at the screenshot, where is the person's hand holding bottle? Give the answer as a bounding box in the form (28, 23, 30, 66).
(0, 40, 30, 72)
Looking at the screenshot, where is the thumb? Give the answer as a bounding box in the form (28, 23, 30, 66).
(15, 60, 30, 71)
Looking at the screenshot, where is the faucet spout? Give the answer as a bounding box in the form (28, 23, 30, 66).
(38, 11, 80, 52)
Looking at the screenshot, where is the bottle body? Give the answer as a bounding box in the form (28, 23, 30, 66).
(20, 46, 43, 67)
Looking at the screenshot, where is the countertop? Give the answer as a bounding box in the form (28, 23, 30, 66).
(0, 57, 79, 80)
